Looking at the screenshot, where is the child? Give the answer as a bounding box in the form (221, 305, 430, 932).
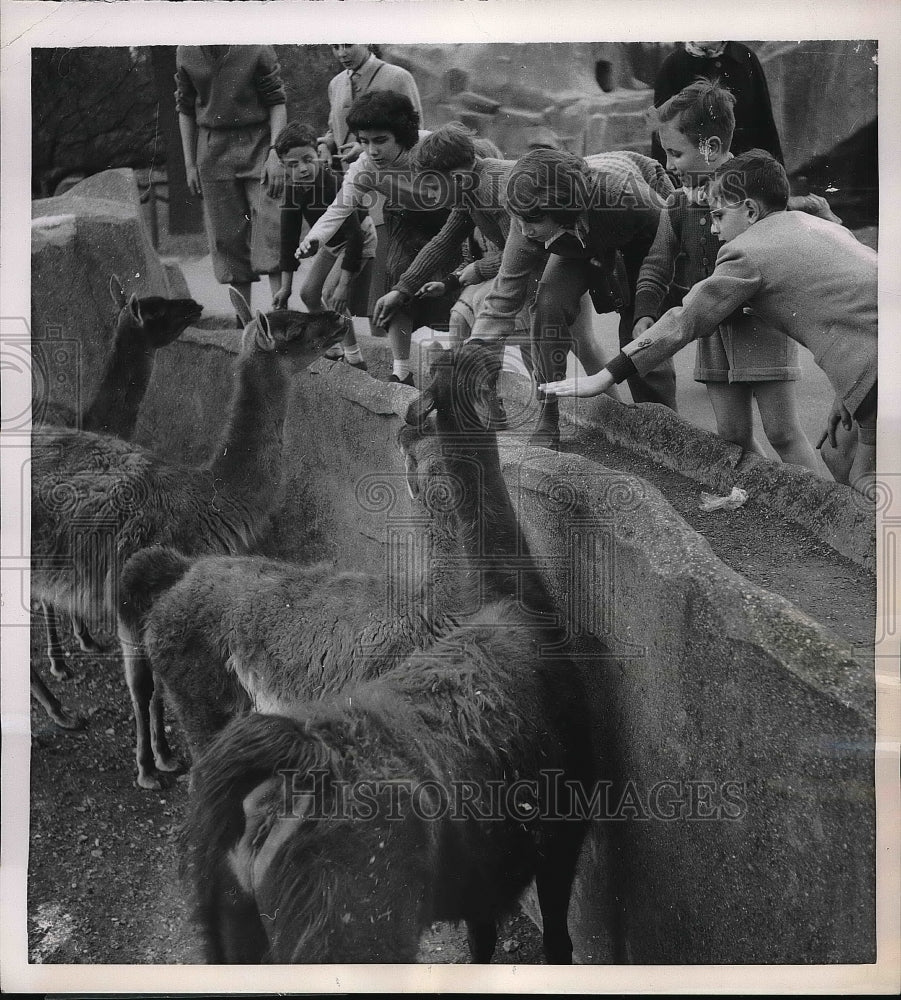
(298, 91, 457, 386)
(635, 80, 820, 472)
(271, 122, 371, 369)
(469, 147, 676, 448)
(540, 149, 878, 496)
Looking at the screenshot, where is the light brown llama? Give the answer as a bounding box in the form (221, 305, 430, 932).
(32, 290, 348, 785)
(32, 274, 202, 729)
(117, 427, 465, 761)
(183, 339, 597, 964)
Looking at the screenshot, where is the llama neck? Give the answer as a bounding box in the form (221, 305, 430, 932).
(80, 324, 153, 439)
(439, 418, 551, 614)
(205, 350, 289, 507)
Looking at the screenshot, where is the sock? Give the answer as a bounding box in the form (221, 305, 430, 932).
(392, 359, 411, 380)
(344, 345, 363, 364)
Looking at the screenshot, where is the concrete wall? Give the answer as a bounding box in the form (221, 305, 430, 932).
(33, 170, 875, 963)
(132, 331, 875, 964)
(31, 169, 181, 420)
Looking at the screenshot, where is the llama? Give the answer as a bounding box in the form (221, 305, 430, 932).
(32, 290, 349, 784)
(116, 396, 468, 761)
(38, 274, 203, 437)
(182, 339, 595, 964)
(32, 274, 202, 729)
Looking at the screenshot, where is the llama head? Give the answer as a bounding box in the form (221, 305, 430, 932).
(111, 274, 203, 347)
(405, 339, 505, 434)
(236, 309, 350, 365)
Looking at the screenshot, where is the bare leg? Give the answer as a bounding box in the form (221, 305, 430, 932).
(705, 382, 767, 457)
(819, 420, 857, 485)
(41, 601, 70, 679)
(569, 295, 622, 402)
(30, 664, 85, 730)
(303, 250, 344, 358)
(752, 381, 821, 474)
(849, 441, 877, 499)
(267, 272, 281, 299)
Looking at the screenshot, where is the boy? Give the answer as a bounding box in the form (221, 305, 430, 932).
(636, 80, 820, 472)
(271, 122, 371, 368)
(175, 45, 287, 316)
(470, 147, 677, 448)
(540, 149, 878, 495)
(317, 44, 422, 170)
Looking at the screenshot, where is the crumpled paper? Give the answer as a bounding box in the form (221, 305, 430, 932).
(699, 486, 749, 512)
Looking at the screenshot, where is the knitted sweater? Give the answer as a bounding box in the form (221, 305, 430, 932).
(470, 151, 673, 340)
(175, 46, 286, 129)
(633, 187, 720, 321)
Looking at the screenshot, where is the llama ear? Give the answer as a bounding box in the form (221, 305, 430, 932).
(254, 312, 277, 352)
(109, 274, 126, 309)
(229, 287, 254, 327)
(127, 293, 144, 327)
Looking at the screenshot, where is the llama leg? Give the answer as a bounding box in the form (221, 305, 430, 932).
(535, 831, 583, 964)
(119, 626, 161, 789)
(41, 602, 70, 679)
(30, 664, 85, 730)
(71, 614, 102, 653)
(465, 918, 498, 963)
(149, 677, 180, 773)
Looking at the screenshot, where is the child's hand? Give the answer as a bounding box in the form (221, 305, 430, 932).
(272, 286, 291, 310)
(816, 394, 854, 449)
(185, 164, 203, 198)
(788, 193, 843, 225)
(458, 263, 480, 286)
(262, 150, 286, 200)
(632, 316, 655, 337)
(296, 238, 320, 260)
(415, 281, 446, 299)
(338, 141, 365, 164)
(372, 290, 405, 328)
(539, 370, 615, 398)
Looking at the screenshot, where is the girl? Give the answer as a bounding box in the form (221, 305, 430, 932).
(299, 91, 459, 385)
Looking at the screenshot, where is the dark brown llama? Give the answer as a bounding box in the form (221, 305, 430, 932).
(32, 290, 348, 785)
(183, 339, 596, 964)
(32, 274, 202, 729)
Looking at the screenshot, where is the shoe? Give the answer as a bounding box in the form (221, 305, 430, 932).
(343, 355, 368, 372)
(389, 373, 415, 387)
(324, 346, 345, 361)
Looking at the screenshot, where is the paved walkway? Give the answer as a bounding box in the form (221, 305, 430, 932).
(175, 252, 835, 477)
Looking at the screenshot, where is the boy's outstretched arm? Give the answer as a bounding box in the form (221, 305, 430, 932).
(541, 248, 764, 397)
